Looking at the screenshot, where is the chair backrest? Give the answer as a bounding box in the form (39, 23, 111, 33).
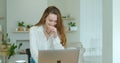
(26, 48, 31, 63)
(66, 42, 83, 48)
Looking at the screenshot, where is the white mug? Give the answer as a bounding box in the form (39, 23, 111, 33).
(15, 60, 26, 63)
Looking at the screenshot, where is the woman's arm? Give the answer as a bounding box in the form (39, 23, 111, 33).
(29, 27, 38, 63)
(52, 35, 64, 49)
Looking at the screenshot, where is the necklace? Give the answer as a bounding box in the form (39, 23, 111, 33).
(46, 30, 50, 35)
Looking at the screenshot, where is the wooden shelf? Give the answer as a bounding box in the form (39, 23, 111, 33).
(13, 31, 29, 33)
(62, 17, 75, 20)
(66, 30, 77, 33)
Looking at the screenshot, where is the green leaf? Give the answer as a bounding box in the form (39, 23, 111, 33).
(18, 43, 22, 49)
(8, 43, 23, 59)
(68, 22, 76, 26)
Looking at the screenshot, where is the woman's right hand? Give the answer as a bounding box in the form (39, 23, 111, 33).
(47, 26, 57, 38)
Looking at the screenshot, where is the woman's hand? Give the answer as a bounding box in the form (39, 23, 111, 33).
(47, 26, 57, 38)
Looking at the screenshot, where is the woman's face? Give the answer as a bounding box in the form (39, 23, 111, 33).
(45, 13, 57, 27)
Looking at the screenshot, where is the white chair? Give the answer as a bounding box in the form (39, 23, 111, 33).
(66, 42, 85, 63)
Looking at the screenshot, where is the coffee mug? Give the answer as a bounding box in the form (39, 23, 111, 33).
(15, 60, 26, 63)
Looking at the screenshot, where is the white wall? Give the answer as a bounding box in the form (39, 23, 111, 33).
(48, 0, 66, 16)
(65, 0, 80, 42)
(103, 0, 112, 63)
(7, 0, 47, 43)
(80, 0, 102, 56)
(0, 0, 6, 41)
(113, 0, 120, 63)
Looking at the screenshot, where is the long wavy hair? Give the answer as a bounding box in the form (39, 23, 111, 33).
(35, 6, 67, 47)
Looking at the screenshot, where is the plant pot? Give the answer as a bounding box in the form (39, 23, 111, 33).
(26, 28, 30, 31)
(69, 26, 77, 31)
(18, 27, 24, 31)
(0, 44, 11, 56)
(0, 44, 11, 51)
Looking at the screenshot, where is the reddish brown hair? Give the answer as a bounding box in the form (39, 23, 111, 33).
(35, 6, 67, 47)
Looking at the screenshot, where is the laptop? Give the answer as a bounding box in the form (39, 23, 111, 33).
(38, 48, 80, 63)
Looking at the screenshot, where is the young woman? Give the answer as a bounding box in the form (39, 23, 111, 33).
(29, 6, 67, 63)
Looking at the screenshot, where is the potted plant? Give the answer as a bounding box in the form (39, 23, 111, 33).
(0, 33, 11, 56)
(26, 25, 32, 31)
(18, 21, 25, 31)
(0, 33, 23, 59)
(68, 22, 77, 31)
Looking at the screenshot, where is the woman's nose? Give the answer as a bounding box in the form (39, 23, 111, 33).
(51, 22, 56, 26)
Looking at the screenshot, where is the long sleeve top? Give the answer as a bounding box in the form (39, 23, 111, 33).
(29, 26, 64, 63)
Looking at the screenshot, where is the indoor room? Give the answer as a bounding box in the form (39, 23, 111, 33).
(0, 0, 119, 63)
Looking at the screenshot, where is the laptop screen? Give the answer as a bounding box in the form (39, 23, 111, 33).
(38, 48, 80, 63)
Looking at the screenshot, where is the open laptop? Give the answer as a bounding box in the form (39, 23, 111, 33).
(38, 48, 80, 63)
